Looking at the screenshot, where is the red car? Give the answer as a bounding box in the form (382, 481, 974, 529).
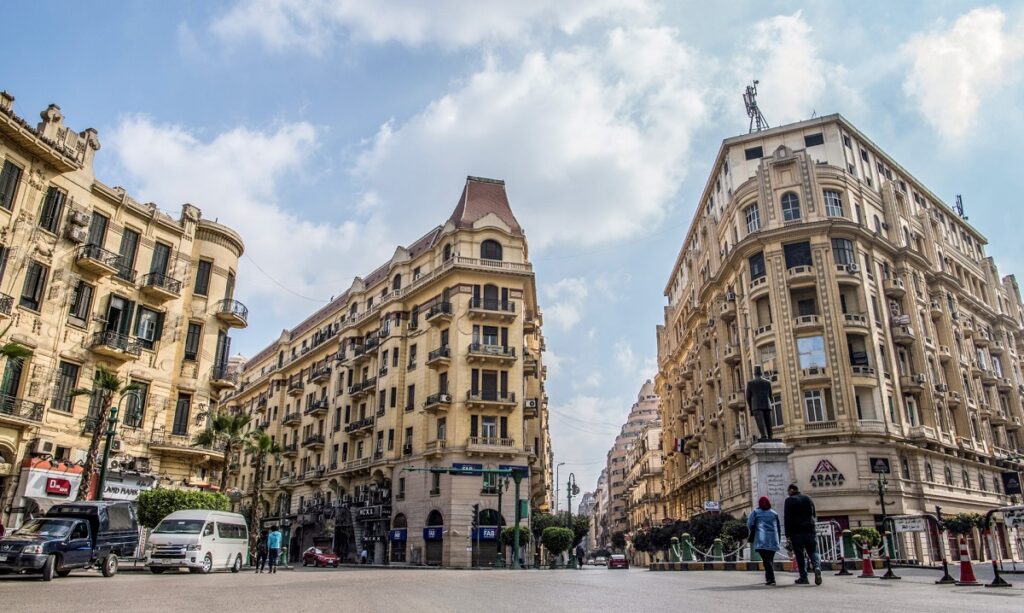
(302, 547, 340, 567)
(607, 554, 629, 569)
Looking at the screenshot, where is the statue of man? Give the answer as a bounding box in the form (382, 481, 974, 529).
(746, 366, 774, 441)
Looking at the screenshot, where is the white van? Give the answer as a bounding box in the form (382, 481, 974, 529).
(146, 510, 248, 574)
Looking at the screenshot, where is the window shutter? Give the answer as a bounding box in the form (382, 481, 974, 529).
(121, 300, 136, 335)
(470, 415, 478, 438)
(500, 416, 508, 439)
(154, 311, 165, 341)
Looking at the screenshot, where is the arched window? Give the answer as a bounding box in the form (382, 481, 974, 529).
(350, 303, 358, 317)
(781, 192, 801, 221)
(443, 244, 452, 261)
(481, 239, 503, 261)
(925, 463, 934, 481)
(392, 275, 401, 291)
(944, 466, 953, 485)
(392, 513, 408, 529)
(478, 509, 505, 527)
(427, 510, 444, 526)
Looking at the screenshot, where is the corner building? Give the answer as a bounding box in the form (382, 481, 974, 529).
(230, 177, 551, 567)
(655, 114, 1024, 561)
(0, 91, 246, 526)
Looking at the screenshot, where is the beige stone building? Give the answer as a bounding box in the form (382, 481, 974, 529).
(0, 91, 246, 526)
(227, 176, 551, 567)
(623, 419, 665, 541)
(602, 380, 659, 543)
(655, 114, 1024, 561)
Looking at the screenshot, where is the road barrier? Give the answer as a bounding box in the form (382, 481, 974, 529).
(858, 541, 875, 578)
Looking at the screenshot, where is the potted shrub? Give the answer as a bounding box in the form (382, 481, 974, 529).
(541, 527, 574, 568)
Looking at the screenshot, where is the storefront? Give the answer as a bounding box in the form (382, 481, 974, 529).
(101, 473, 156, 501)
(9, 458, 84, 528)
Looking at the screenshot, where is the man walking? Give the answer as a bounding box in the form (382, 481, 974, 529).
(255, 529, 268, 573)
(575, 543, 586, 569)
(267, 525, 282, 574)
(784, 484, 821, 585)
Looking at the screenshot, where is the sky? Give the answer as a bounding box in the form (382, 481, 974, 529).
(4, 1, 1024, 500)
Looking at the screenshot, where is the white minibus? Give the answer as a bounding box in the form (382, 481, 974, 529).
(146, 510, 248, 574)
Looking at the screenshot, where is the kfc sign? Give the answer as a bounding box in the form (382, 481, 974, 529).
(46, 478, 72, 496)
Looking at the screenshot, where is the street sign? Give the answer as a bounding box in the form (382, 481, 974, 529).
(814, 522, 834, 536)
(1004, 507, 1024, 529)
(1002, 471, 1022, 496)
(703, 501, 720, 512)
(892, 516, 926, 533)
(869, 457, 891, 474)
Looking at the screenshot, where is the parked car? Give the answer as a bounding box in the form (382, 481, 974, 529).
(146, 510, 248, 574)
(302, 547, 340, 567)
(607, 554, 629, 569)
(593, 555, 607, 566)
(0, 501, 139, 581)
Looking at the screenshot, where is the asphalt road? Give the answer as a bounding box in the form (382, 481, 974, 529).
(2, 565, 1022, 612)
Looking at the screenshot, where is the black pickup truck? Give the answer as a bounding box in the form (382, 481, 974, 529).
(0, 501, 140, 580)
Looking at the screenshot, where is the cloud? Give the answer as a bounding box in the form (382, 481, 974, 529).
(211, 0, 653, 54)
(107, 116, 395, 336)
(549, 393, 628, 491)
(613, 340, 657, 381)
(902, 7, 1023, 142)
(353, 26, 709, 248)
(543, 277, 590, 331)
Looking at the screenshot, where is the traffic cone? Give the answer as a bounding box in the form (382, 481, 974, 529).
(954, 536, 980, 586)
(858, 542, 875, 578)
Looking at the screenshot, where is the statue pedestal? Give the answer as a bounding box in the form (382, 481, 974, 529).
(745, 441, 793, 513)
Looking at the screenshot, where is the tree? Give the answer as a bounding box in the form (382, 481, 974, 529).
(942, 513, 984, 536)
(136, 489, 230, 528)
(541, 527, 574, 562)
(568, 513, 590, 546)
(688, 512, 735, 551)
(720, 519, 750, 555)
(0, 323, 32, 364)
(850, 527, 881, 548)
(70, 365, 139, 501)
(632, 530, 651, 554)
(611, 531, 627, 551)
(245, 429, 282, 551)
(193, 410, 251, 492)
(530, 512, 563, 541)
(500, 526, 530, 548)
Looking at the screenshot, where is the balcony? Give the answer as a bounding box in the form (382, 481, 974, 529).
(351, 343, 374, 365)
(980, 369, 997, 385)
(803, 420, 839, 432)
(139, 272, 182, 302)
(282, 411, 302, 426)
(975, 330, 990, 347)
(0, 293, 12, 318)
(466, 436, 517, 457)
(843, 313, 869, 331)
(280, 442, 299, 458)
(302, 433, 325, 450)
(753, 323, 774, 343)
(799, 366, 829, 385)
(906, 425, 936, 441)
(215, 299, 249, 328)
(850, 364, 876, 378)
(309, 365, 332, 384)
(523, 353, 539, 376)
(340, 457, 371, 475)
(304, 465, 327, 483)
(304, 398, 329, 417)
(727, 392, 744, 410)
(946, 391, 962, 407)
(149, 432, 225, 459)
(426, 346, 451, 368)
(278, 471, 297, 488)
(1007, 416, 1022, 431)
(786, 265, 815, 285)
(350, 377, 377, 399)
(286, 379, 304, 396)
(88, 330, 142, 360)
(75, 244, 121, 276)
(723, 343, 741, 365)
(424, 439, 447, 458)
(426, 301, 453, 323)
(424, 392, 452, 413)
(228, 462, 241, 474)
(929, 300, 943, 319)
(883, 277, 906, 298)
(793, 314, 822, 331)
(524, 399, 539, 418)
(938, 345, 952, 362)
(891, 324, 916, 345)
(467, 343, 516, 364)
(378, 365, 389, 378)
(0, 394, 44, 425)
(344, 416, 375, 436)
(720, 298, 737, 322)
(990, 340, 1006, 355)
(900, 374, 926, 393)
(996, 377, 1012, 391)
(466, 391, 517, 410)
(468, 298, 517, 321)
(748, 275, 769, 297)
(255, 397, 268, 413)
(210, 364, 238, 390)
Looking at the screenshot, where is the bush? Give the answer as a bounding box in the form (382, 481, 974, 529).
(720, 519, 750, 553)
(942, 513, 984, 536)
(136, 488, 230, 528)
(688, 512, 736, 552)
(632, 530, 651, 553)
(542, 527, 575, 558)
(850, 527, 881, 548)
(500, 526, 530, 547)
(530, 513, 562, 540)
(611, 531, 627, 551)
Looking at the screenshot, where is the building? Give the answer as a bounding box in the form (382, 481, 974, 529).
(0, 91, 246, 526)
(603, 380, 659, 541)
(590, 468, 608, 549)
(655, 113, 1024, 562)
(228, 176, 551, 567)
(623, 418, 665, 538)
(576, 490, 596, 551)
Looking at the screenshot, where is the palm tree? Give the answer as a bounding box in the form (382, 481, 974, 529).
(244, 429, 282, 551)
(0, 323, 33, 404)
(70, 365, 139, 501)
(192, 410, 251, 492)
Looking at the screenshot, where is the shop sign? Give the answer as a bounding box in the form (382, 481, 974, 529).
(388, 529, 408, 541)
(474, 527, 498, 541)
(892, 516, 927, 533)
(362, 535, 384, 543)
(423, 527, 443, 541)
(358, 506, 381, 519)
(102, 477, 153, 501)
(499, 465, 529, 478)
(451, 463, 483, 476)
(703, 501, 720, 512)
(869, 458, 891, 474)
(809, 459, 845, 488)
(45, 478, 72, 496)
(1002, 472, 1022, 496)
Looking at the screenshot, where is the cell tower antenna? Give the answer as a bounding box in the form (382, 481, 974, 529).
(744, 80, 769, 133)
(954, 194, 968, 221)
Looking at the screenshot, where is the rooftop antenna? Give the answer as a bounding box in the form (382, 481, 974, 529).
(744, 80, 769, 133)
(954, 194, 968, 221)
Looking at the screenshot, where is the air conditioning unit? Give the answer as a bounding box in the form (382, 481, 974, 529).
(935, 384, 949, 393)
(525, 399, 538, 409)
(439, 394, 452, 403)
(108, 458, 121, 471)
(726, 291, 737, 301)
(111, 439, 123, 452)
(915, 373, 927, 384)
(65, 225, 88, 244)
(32, 437, 56, 455)
(848, 263, 859, 273)
(136, 457, 151, 472)
(69, 209, 91, 226)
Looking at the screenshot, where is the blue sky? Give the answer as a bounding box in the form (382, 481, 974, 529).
(5, 1, 1024, 496)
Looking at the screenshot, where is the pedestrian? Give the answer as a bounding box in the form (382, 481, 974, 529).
(360, 547, 368, 565)
(255, 529, 268, 573)
(784, 483, 821, 585)
(575, 544, 585, 570)
(748, 496, 782, 585)
(267, 525, 282, 574)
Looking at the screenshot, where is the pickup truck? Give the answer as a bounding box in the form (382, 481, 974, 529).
(0, 500, 140, 581)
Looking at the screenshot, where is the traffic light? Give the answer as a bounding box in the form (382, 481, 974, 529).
(471, 504, 480, 531)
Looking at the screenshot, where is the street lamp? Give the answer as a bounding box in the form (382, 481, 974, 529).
(554, 462, 565, 514)
(567, 473, 579, 568)
(97, 390, 141, 501)
(868, 473, 899, 580)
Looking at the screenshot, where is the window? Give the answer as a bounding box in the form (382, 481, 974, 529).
(905, 397, 919, 427)
(19, 260, 48, 311)
(135, 308, 163, 349)
(481, 239, 503, 261)
(406, 384, 415, 410)
(860, 148, 869, 163)
(824, 190, 844, 217)
(842, 135, 851, 148)
(150, 242, 171, 276)
(803, 133, 824, 147)
(769, 393, 783, 429)
(392, 274, 401, 291)
(831, 238, 855, 266)
(86, 212, 108, 247)
(796, 336, 826, 369)
(803, 390, 828, 423)
(184, 323, 202, 361)
(744, 203, 760, 233)
(124, 381, 149, 428)
(0, 159, 23, 210)
(481, 416, 498, 438)
(172, 393, 191, 435)
(194, 260, 212, 295)
(117, 228, 139, 281)
(749, 252, 766, 280)
(780, 192, 801, 221)
(38, 186, 65, 233)
(744, 146, 763, 160)
(68, 281, 94, 326)
(783, 241, 811, 268)
(53, 361, 80, 413)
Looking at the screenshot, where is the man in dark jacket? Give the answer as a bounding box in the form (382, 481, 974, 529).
(746, 366, 774, 441)
(784, 483, 821, 585)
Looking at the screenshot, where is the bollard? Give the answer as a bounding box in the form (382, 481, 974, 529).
(954, 536, 980, 586)
(879, 531, 900, 580)
(712, 538, 724, 561)
(681, 533, 694, 562)
(858, 541, 875, 578)
(842, 529, 856, 561)
(983, 528, 1013, 588)
(934, 529, 956, 585)
(835, 530, 852, 576)
(750, 547, 762, 563)
(670, 537, 682, 563)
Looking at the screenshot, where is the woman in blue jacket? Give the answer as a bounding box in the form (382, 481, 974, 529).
(747, 496, 782, 585)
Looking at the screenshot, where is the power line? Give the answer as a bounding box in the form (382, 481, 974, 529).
(550, 409, 622, 429)
(243, 253, 330, 303)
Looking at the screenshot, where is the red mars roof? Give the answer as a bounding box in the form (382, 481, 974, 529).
(448, 176, 522, 235)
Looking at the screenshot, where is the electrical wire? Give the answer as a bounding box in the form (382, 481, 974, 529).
(242, 253, 330, 303)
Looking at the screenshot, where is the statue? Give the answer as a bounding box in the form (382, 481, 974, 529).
(746, 366, 775, 441)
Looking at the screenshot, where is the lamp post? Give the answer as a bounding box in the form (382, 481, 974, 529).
(554, 462, 565, 514)
(97, 391, 140, 501)
(567, 473, 579, 568)
(869, 473, 899, 579)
